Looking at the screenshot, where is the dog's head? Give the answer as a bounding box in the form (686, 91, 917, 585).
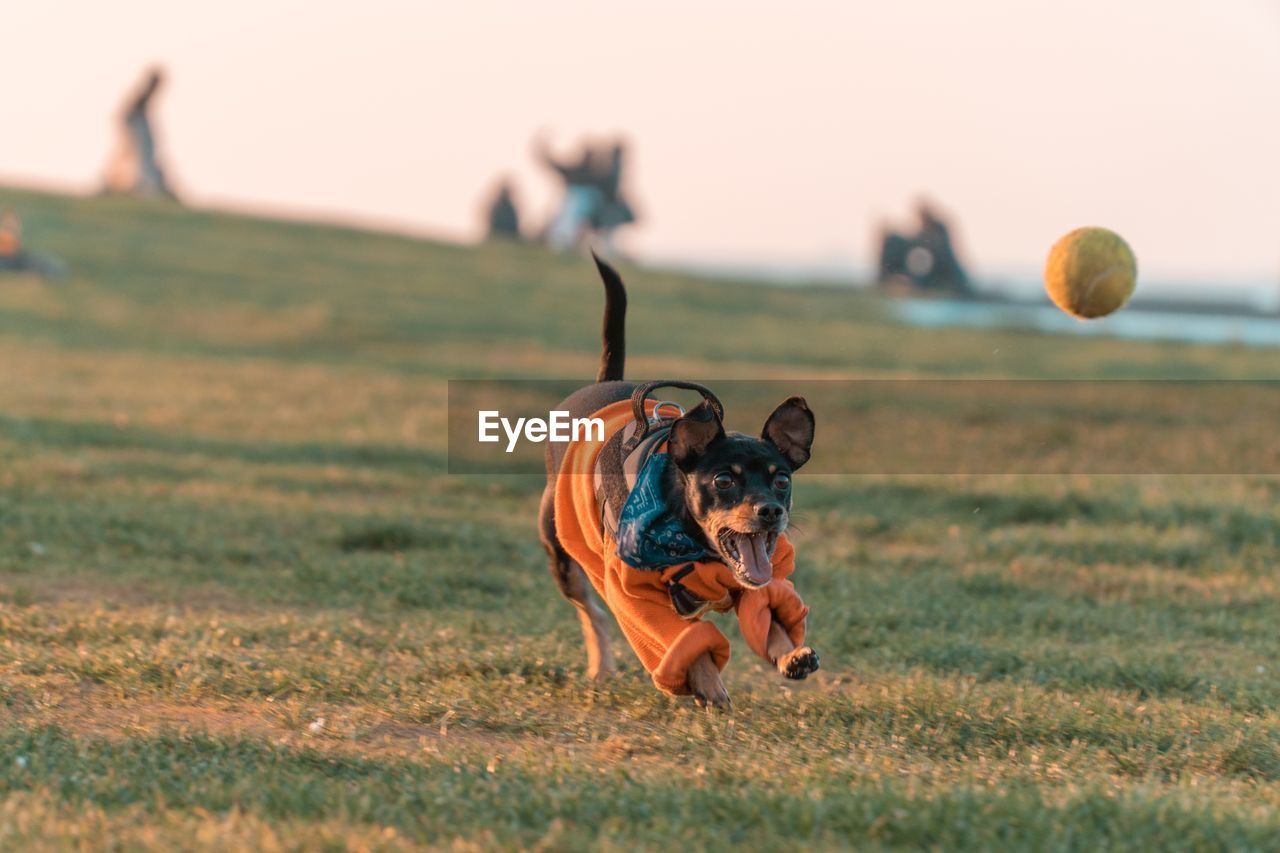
(667, 396, 814, 589)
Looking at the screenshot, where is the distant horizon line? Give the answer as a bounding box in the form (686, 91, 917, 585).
(3, 174, 1276, 303)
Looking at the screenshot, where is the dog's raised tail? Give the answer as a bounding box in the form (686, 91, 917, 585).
(592, 251, 627, 382)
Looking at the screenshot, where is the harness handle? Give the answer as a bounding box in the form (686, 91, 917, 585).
(623, 380, 725, 454)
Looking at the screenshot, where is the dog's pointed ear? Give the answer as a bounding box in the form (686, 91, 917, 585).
(668, 401, 725, 472)
(762, 396, 815, 470)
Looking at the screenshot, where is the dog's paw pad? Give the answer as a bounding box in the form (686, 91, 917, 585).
(779, 647, 820, 680)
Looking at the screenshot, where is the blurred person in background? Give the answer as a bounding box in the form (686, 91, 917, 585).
(536, 134, 638, 252)
(586, 139, 637, 253)
(876, 199, 971, 296)
(536, 133, 602, 250)
(484, 179, 523, 241)
(102, 66, 178, 200)
(0, 210, 66, 279)
(0, 211, 21, 261)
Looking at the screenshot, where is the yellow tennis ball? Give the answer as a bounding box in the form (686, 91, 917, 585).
(1044, 227, 1137, 319)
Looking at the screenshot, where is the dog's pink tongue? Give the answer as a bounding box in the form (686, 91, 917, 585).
(736, 533, 774, 586)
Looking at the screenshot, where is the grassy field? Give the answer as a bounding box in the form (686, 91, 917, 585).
(2, 186, 1280, 850)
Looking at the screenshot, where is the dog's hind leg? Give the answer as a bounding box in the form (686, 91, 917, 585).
(687, 653, 731, 710)
(539, 486, 616, 681)
(558, 556, 616, 681)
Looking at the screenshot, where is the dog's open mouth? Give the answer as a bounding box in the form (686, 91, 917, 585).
(717, 528, 778, 588)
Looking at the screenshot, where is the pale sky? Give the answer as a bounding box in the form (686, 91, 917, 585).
(4, 0, 1279, 286)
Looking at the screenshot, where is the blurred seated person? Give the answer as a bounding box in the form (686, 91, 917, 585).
(0, 209, 21, 251)
(876, 200, 972, 296)
(0, 211, 66, 278)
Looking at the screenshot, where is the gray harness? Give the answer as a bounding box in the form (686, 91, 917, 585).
(592, 411, 677, 538)
(590, 379, 726, 539)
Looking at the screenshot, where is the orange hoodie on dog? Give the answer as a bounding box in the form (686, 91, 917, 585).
(553, 399, 809, 695)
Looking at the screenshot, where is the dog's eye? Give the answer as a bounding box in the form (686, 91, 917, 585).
(773, 474, 791, 491)
(713, 472, 735, 490)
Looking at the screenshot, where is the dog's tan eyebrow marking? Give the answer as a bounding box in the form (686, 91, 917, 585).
(731, 464, 743, 475)
(768, 464, 777, 474)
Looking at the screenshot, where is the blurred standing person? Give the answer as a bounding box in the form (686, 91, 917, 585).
(535, 134, 602, 251)
(103, 67, 178, 200)
(587, 140, 637, 253)
(484, 179, 523, 241)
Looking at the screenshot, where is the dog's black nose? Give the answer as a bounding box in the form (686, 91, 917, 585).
(757, 503, 785, 524)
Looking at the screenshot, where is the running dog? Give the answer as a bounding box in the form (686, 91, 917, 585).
(538, 256, 818, 709)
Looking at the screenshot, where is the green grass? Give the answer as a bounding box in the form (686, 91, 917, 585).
(2, 185, 1279, 850)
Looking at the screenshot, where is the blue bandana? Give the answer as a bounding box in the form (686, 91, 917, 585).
(615, 452, 710, 569)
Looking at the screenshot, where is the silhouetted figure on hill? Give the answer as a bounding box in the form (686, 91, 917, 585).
(0, 211, 66, 279)
(536, 134, 638, 251)
(537, 135, 600, 250)
(484, 180, 522, 240)
(877, 201, 971, 296)
(103, 67, 178, 200)
(587, 141, 637, 249)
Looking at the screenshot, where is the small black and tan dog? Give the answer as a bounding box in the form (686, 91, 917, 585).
(539, 256, 818, 708)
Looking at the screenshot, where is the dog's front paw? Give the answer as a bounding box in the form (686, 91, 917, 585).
(778, 646, 820, 680)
